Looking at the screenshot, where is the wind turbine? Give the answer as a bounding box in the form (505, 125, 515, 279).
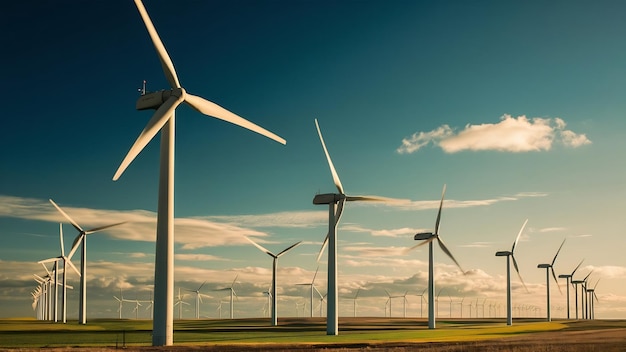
(186, 281, 208, 320)
(217, 275, 239, 319)
(586, 279, 600, 320)
(174, 288, 189, 319)
(416, 288, 427, 318)
(49, 199, 125, 325)
(572, 270, 593, 320)
(113, 0, 286, 346)
(537, 238, 565, 322)
(38, 223, 81, 324)
(296, 266, 320, 318)
(313, 118, 402, 335)
(245, 236, 301, 326)
(350, 288, 360, 318)
(495, 219, 529, 326)
(113, 288, 125, 319)
(558, 259, 584, 319)
(410, 184, 464, 329)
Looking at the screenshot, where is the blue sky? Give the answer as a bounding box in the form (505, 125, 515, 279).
(1, 0, 626, 320)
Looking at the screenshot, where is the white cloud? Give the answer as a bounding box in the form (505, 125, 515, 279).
(397, 114, 591, 154)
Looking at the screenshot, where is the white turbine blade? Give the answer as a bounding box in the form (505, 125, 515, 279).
(354, 288, 360, 299)
(49, 199, 83, 233)
(434, 184, 446, 235)
(314, 118, 344, 194)
(65, 258, 81, 277)
(244, 236, 275, 257)
(114, 296, 121, 302)
(405, 236, 435, 255)
(436, 236, 464, 273)
(185, 93, 286, 145)
(85, 221, 126, 235)
(511, 219, 528, 253)
(231, 274, 239, 288)
(277, 241, 302, 257)
(59, 223, 65, 257)
(571, 259, 584, 276)
(345, 195, 408, 203)
(313, 286, 324, 299)
(113, 94, 184, 181)
(511, 255, 529, 292)
(384, 289, 391, 297)
(38, 257, 61, 265)
(551, 238, 566, 266)
(316, 233, 329, 262)
(133, 0, 180, 88)
(312, 266, 319, 284)
(67, 235, 83, 261)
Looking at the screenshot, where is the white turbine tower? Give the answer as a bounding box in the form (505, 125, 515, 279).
(537, 238, 565, 322)
(312, 118, 402, 335)
(409, 185, 464, 329)
(558, 259, 584, 319)
(495, 219, 529, 326)
(113, 1, 285, 346)
(38, 223, 81, 324)
(296, 267, 320, 318)
(245, 237, 301, 326)
(49, 199, 125, 325)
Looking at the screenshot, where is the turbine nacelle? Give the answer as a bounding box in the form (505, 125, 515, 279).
(558, 274, 572, 278)
(136, 88, 185, 110)
(414, 232, 435, 241)
(495, 251, 512, 257)
(537, 264, 551, 269)
(313, 193, 345, 205)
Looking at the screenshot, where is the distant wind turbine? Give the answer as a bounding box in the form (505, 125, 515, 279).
(296, 266, 321, 318)
(572, 270, 593, 320)
(558, 259, 584, 319)
(313, 118, 403, 335)
(217, 275, 239, 319)
(495, 219, 529, 326)
(537, 238, 565, 322)
(586, 279, 600, 320)
(186, 281, 209, 320)
(174, 288, 189, 319)
(113, 288, 125, 320)
(49, 199, 125, 325)
(409, 185, 464, 329)
(112, 0, 285, 346)
(245, 237, 301, 326)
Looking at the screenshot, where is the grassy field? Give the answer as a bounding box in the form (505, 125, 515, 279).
(0, 317, 625, 351)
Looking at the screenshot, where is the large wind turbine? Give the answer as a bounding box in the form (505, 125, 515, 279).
(410, 185, 464, 329)
(49, 199, 124, 325)
(186, 281, 208, 320)
(113, 0, 285, 346)
(572, 270, 593, 320)
(38, 223, 81, 324)
(313, 118, 401, 335)
(245, 237, 301, 326)
(495, 219, 529, 326)
(537, 238, 565, 322)
(558, 259, 584, 319)
(296, 267, 320, 318)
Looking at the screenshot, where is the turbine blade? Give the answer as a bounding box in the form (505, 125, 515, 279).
(198, 280, 207, 291)
(511, 255, 529, 292)
(65, 258, 81, 277)
(185, 93, 286, 145)
(59, 223, 65, 256)
(49, 199, 83, 233)
(551, 238, 566, 266)
(316, 233, 329, 263)
(511, 219, 528, 253)
(434, 184, 446, 235)
(67, 235, 83, 261)
(404, 239, 430, 254)
(571, 259, 584, 276)
(551, 266, 562, 294)
(85, 222, 126, 235)
(314, 119, 344, 194)
(345, 195, 408, 203)
(593, 279, 601, 290)
(245, 236, 274, 257)
(312, 266, 319, 284)
(38, 257, 62, 264)
(232, 274, 238, 287)
(436, 236, 464, 273)
(277, 241, 302, 257)
(113, 94, 183, 181)
(133, 0, 180, 88)
(354, 288, 360, 299)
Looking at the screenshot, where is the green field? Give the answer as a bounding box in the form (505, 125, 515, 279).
(0, 317, 624, 350)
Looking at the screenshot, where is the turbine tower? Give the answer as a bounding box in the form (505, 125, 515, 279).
(312, 118, 400, 335)
(558, 259, 584, 319)
(495, 219, 529, 326)
(572, 270, 593, 320)
(245, 237, 301, 326)
(537, 238, 565, 322)
(185, 281, 208, 320)
(49, 199, 125, 324)
(216, 275, 239, 319)
(113, 0, 285, 346)
(410, 185, 464, 329)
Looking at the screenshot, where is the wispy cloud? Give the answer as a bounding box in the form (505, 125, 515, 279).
(397, 115, 591, 154)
